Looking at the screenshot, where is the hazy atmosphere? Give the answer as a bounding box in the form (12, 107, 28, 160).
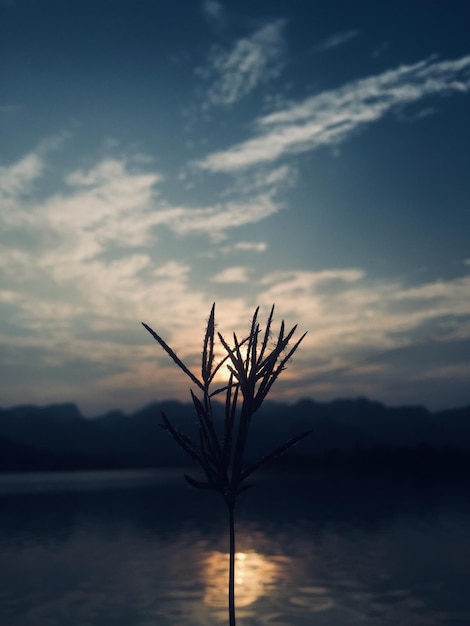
(1, 0, 470, 415)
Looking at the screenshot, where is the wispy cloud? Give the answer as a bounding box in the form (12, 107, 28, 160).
(220, 164, 296, 198)
(372, 41, 389, 60)
(0, 143, 285, 342)
(0, 152, 44, 198)
(218, 240, 268, 256)
(197, 19, 286, 108)
(164, 195, 281, 240)
(196, 55, 470, 172)
(231, 241, 267, 253)
(0, 132, 69, 205)
(202, 0, 225, 27)
(258, 267, 470, 356)
(211, 266, 250, 283)
(1, 149, 285, 258)
(316, 29, 360, 52)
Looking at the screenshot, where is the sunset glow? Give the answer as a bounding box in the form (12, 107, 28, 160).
(203, 550, 283, 608)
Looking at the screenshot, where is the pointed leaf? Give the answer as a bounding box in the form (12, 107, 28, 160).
(161, 412, 203, 466)
(257, 304, 275, 366)
(142, 322, 204, 391)
(202, 303, 216, 385)
(240, 430, 312, 482)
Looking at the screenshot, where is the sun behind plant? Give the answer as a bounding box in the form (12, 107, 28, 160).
(142, 304, 310, 626)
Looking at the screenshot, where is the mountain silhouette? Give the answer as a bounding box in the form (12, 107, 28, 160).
(0, 398, 469, 472)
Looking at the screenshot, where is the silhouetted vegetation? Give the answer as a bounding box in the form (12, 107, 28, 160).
(142, 304, 310, 626)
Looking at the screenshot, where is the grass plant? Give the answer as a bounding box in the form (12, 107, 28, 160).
(142, 304, 311, 626)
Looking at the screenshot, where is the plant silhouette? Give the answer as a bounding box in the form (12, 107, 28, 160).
(142, 304, 311, 625)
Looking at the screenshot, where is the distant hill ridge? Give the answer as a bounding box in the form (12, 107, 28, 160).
(1, 398, 469, 472)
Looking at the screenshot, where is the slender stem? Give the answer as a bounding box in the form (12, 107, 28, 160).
(228, 499, 236, 626)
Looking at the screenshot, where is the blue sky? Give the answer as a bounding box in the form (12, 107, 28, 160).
(1, 0, 470, 415)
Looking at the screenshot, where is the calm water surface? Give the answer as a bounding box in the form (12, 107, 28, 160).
(0, 468, 469, 625)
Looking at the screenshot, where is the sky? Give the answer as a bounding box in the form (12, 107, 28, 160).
(1, 0, 470, 416)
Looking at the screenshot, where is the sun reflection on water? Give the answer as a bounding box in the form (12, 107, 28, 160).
(203, 550, 282, 608)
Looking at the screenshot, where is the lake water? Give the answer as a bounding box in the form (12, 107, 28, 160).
(0, 468, 469, 625)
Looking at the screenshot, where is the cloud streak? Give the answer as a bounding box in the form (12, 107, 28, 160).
(1, 151, 285, 261)
(316, 29, 360, 52)
(196, 55, 470, 172)
(202, 1, 223, 23)
(197, 19, 286, 108)
(0, 152, 44, 198)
